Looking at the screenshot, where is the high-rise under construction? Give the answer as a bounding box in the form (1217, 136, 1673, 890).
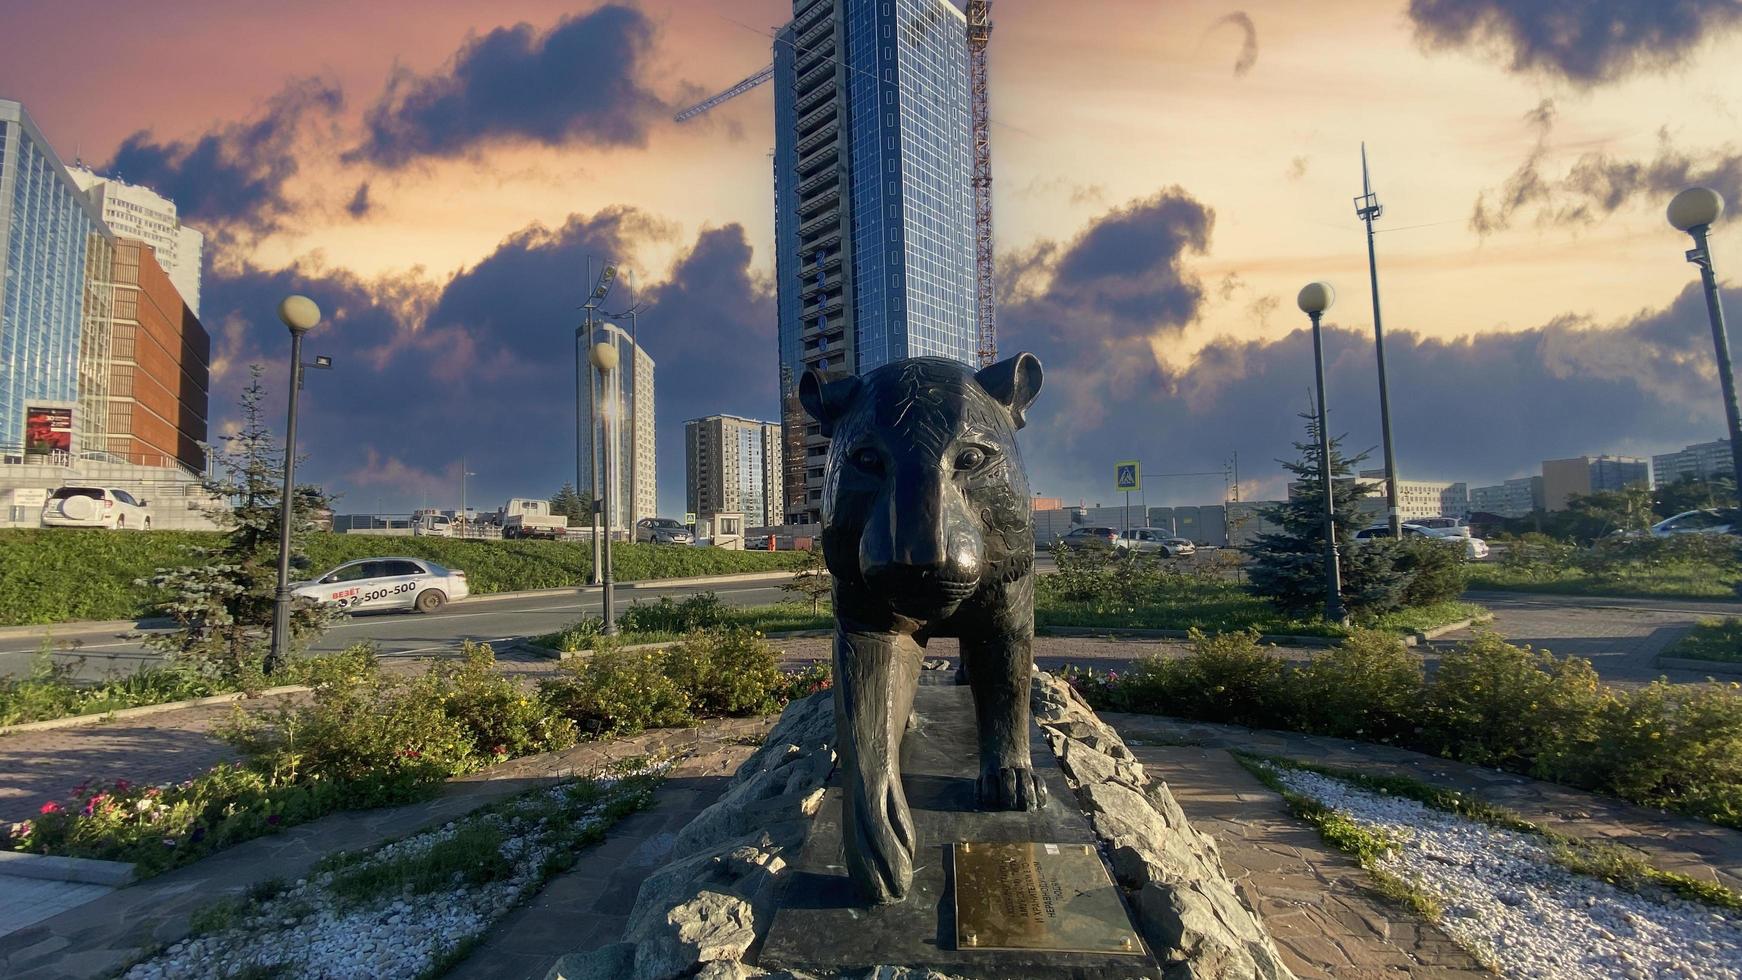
(773, 0, 980, 525)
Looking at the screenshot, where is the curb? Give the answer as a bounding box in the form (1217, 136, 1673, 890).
(1655, 655, 1742, 676)
(0, 685, 310, 737)
(0, 850, 136, 887)
(0, 617, 174, 641)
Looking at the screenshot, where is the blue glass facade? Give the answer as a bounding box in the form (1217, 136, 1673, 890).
(0, 102, 113, 458)
(774, 0, 977, 521)
(845, 0, 976, 370)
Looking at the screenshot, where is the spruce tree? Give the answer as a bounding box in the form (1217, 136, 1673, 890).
(142, 366, 339, 681)
(1247, 412, 1409, 619)
(550, 482, 588, 523)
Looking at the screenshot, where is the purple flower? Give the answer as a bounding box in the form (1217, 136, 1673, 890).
(267, 814, 282, 826)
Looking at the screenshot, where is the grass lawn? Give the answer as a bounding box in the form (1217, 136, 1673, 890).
(1465, 561, 1742, 600)
(531, 601, 833, 653)
(1034, 578, 1483, 639)
(0, 529, 802, 627)
(532, 587, 1483, 653)
(1666, 617, 1742, 664)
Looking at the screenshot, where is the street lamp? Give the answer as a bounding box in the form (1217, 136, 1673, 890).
(268, 295, 321, 674)
(1355, 144, 1404, 537)
(459, 459, 475, 539)
(590, 338, 620, 634)
(1298, 282, 1348, 626)
(1668, 187, 1742, 495)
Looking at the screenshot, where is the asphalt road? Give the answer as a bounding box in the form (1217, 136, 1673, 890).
(0, 578, 794, 681)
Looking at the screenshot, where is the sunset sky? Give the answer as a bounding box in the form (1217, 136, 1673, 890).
(4, 0, 1741, 514)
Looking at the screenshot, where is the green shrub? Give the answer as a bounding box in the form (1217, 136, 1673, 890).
(0, 650, 216, 727)
(1394, 537, 1469, 607)
(1668, 617, 1742, 664)
(538, 648, 693, 738)
(660, 629, 785, 717)
(1422, 631, 1607, 774)
(619, 592, 730, 634)
(1064, 630, 1742, 829)
(1499, 532, 1578, 577)
(1291, 629, 1423, 742)
(422, 642, 578, 762)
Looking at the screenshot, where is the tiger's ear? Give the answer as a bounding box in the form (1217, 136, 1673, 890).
(975, 352, 1044, 430)
(799, 369, 862, 438)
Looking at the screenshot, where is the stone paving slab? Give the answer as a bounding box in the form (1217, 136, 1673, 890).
(0, 876, 115, 941)
(0, 716, 773, 980)
(1106, 713, 1742, 896)
(1133, 743, 1489, 979)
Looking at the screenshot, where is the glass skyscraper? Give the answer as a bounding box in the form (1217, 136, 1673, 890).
(0, 100, 114, 460)
(774, 0, 977, 524)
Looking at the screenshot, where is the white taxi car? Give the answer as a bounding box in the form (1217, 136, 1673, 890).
(293, 557, 468, 614)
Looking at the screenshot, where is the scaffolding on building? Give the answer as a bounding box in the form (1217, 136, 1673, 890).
(968, 0, 996, 367)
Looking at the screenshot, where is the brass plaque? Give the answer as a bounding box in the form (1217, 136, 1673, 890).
(952, 841, 1144, 955)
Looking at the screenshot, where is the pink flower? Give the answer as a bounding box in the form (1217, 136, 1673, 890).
(113, 779, 131, 793)
(38, 802, 61, 815)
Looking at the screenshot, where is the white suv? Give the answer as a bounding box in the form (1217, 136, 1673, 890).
(41, 486, 152, 530)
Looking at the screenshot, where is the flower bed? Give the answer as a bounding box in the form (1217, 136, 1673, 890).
(6, 636, 829, 875)
(121, 762, 665, 979)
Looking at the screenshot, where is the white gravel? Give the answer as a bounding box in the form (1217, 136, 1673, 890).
(123, 763, 666, 980)
(1267, 765, 1742, 980)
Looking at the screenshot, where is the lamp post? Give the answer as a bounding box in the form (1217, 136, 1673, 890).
(459, 459, 475, 539)
(591, 338, 620, 634)
(1355, 144, 1403, 537)
(1668, 187, 1742, 495)
(1298, 282, 1348, 626)
(268, 295, 321, 675)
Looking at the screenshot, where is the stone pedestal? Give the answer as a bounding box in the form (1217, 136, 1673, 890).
(756, 678, 1161, 980)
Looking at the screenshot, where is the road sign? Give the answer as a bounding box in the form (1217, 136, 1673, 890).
(684, 512, 696, 524)
(1115, 461, 1141, 492)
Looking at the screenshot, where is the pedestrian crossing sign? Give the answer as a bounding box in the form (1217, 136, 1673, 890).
(1115, 461, 1141, 492)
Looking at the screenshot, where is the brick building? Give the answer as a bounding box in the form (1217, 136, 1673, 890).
(104, 239, 209, 472)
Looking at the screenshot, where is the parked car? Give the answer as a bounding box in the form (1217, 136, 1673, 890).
(636, 517, 695, 545)
(1354, 523, 1490, 560)
(1055, 526, 1127, 552)
(1126, 528, 1196, 557)
(40, 486, 151, 530)
(1649, 509, 1739, 537)
(292, 557, 468, 614)
(1406, 516, 1472, 539)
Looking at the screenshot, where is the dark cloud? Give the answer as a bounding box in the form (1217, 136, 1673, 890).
(1205, 12, 1259, 77)
(345, 182, 373, 219)
(1472, 100, 1742, 236)
(998, 188, 1732, 507)
(102, 79, 341, 233)
(197, 208, 776, 517)
(1408, 0, 1742, 86)
(1044, 188, 1214, 333)
(350, 5, 666, 167)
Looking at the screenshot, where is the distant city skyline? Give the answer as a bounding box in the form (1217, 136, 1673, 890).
(3, 2, 1741, 515)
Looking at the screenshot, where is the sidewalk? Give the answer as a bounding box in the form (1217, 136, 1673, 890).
(1443, 591, 1740, 685)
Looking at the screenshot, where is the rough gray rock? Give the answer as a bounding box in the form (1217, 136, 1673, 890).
(1030, 672, 1296, 980)
(544, 942, 634, 980)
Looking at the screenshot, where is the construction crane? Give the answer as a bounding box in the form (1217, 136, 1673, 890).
(677, 2, 998, 366)
(673, 64, 774, 122)
(967, 0, 995, 366)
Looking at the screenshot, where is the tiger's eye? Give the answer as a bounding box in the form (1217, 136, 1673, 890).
(853, 448, 882, 471)
(956, 447, 987, 470)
